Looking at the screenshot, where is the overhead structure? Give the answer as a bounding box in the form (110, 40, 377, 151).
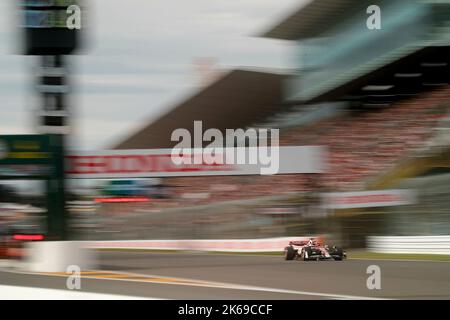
(262, 0, 450, 105)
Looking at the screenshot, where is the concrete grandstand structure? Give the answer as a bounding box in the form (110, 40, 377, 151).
(108, 0, 450, 246)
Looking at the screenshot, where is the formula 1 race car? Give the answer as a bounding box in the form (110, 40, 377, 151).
(284, 238, 346, 261)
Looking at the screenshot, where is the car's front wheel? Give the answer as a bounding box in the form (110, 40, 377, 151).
(330, 246, 344, 261)
(284, 246, 296, 260)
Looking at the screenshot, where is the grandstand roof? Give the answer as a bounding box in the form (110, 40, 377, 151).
(322, 46, 450, 105)
(115, 69, 287, 149)
(262, 0, 365, 40)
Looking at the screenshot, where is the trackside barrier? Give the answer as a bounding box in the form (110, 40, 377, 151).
(88, 237, 324, 253)
(368, 236, 450, 254)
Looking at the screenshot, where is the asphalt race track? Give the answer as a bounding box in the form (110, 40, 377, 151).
(1, 252, 450, 299)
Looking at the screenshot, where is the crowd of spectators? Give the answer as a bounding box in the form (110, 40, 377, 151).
(149, 86, 450, 207)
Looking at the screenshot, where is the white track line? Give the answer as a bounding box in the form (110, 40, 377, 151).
(99, 269, 389, 300)
(21, 269, 387, 300)
(0, 285, 154, 300)
(3, 268, 387, 300)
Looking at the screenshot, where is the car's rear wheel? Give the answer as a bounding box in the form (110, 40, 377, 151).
(301, 247, 311, 261)
(284, 246, 296, 260)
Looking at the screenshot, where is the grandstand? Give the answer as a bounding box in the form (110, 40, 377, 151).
(108, 0, 450, 245)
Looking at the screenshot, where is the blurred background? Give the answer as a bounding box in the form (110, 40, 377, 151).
(1, 0, 450, 253)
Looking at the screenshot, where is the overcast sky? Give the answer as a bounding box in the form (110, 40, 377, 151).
(0, 0, 304, 151)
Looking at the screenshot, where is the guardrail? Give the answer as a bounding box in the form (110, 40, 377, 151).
(367, 236, 450, 254)
(88, 237, 318, 253)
